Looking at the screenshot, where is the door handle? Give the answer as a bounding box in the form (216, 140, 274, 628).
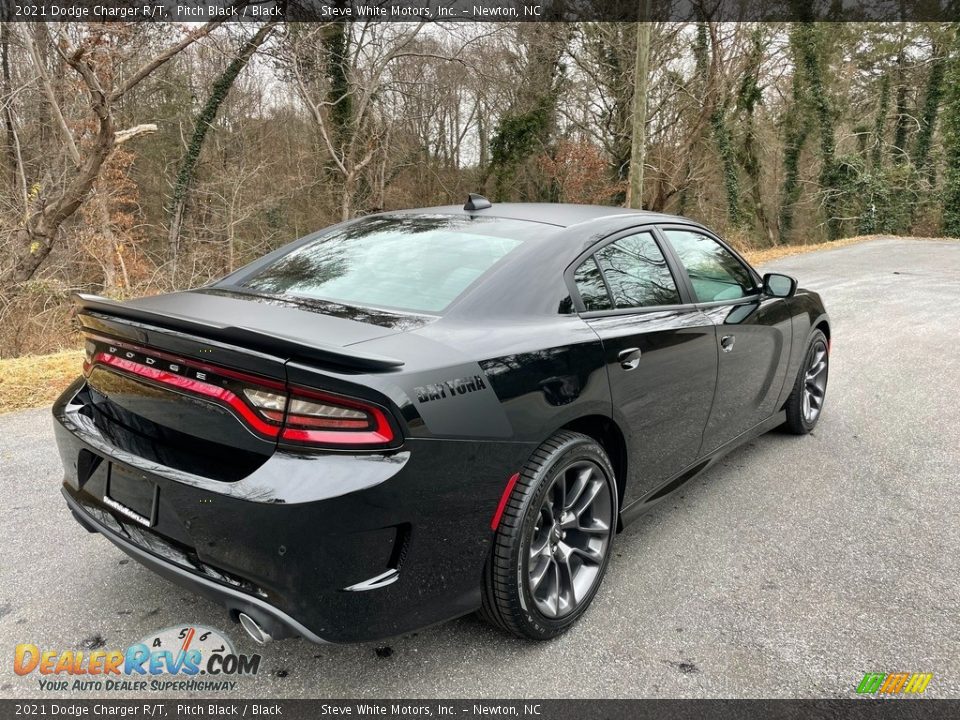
(618, 348, 642, 370)
(720, 335, 736, 353)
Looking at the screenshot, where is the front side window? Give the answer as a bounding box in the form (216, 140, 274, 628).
(592, 232, 681, 309)
(235, 215, 553, 314)
(663, 229, 755, 303)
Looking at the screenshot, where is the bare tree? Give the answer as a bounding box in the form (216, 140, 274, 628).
(4, 21, 224, 284)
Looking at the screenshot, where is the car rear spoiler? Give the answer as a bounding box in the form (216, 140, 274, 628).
(73, 293, 404, 372)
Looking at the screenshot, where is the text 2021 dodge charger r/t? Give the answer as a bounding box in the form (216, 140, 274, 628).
(53, 197, 830, 643)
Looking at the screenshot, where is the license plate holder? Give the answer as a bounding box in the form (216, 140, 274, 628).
(104, 464, 159, 528)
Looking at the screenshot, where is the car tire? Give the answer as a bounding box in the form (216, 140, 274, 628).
(784, 329, 829, 435)
(480, 430, 617, 640)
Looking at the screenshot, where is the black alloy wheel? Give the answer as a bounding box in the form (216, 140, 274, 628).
(481, 431, 617, 639)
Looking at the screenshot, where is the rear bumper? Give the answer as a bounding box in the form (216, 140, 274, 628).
(54, 379, 535, 643)
(63, 487, 328, 643)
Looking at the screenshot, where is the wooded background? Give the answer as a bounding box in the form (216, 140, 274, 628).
(1, 20, 958, 357)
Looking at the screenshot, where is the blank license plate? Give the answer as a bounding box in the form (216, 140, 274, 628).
(105, 464, 158, 527)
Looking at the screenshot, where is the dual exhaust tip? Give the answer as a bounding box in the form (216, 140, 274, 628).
(237, 612, 273, 645)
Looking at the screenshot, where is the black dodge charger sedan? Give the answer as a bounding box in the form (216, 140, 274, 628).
(54, 197, 830, 643)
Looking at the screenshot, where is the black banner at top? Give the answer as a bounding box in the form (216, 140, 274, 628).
(2, 0, 960, 22)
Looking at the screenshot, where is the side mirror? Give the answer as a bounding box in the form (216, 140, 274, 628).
(762, 272, 797, 298)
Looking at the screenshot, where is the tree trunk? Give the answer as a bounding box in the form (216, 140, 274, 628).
(627, 20, 651, 210)
(167, 22, 277, 276)
(871, 74, 890, 170)
(892, 43, 910, 164)
(341, 174, 354, 222)
(10, 113, 115, 283)
(1, 20, 17, 189)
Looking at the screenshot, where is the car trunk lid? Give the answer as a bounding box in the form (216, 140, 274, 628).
(74, 292, 408, 481)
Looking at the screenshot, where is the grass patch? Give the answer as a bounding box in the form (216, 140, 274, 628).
(0, 350, 84, 414)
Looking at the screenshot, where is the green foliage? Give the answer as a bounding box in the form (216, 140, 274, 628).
(696, 22, 741, 227)
(912, 45, 946, 174)
(489, 100, 553, 201)
(736, 30, 764, 117)
(794, 22, 841, 240)
(942, 27, 960, 236)
(779, 122, 809, 243)
(834, 154, 917, 236)
(711, 105, 741, 226)
(871, 74, 890, 170)
(321, 18, 352, 148)
(170, 25, 276, 208)
(892, 48, 911, 165)
(779, 25, 812, 244)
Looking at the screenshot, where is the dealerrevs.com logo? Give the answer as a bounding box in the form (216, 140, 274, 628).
(14, 625, 261, 692)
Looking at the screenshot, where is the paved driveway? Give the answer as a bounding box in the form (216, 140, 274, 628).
(1, 238, 958, 698)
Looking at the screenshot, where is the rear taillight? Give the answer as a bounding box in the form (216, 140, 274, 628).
(277, 389, 396, 448)
(242, 386, 395, 447)
(242, 388, 287, 423)
(84, 335, 399, 451)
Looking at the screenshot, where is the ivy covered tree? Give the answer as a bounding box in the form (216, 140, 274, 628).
(167, 22, 278, 276)
(488, 25, 570, 201)
(942, 26, 960, 237)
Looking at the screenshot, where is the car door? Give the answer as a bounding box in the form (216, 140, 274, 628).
(568, 227, 718, 503)
(658, 226, 793, 454)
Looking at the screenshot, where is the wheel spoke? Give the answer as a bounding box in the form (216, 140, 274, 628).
(568, 544, 603, 566)
(551, 559, 561, 616)
(540, 499, 554, 525)
(806, 359, 827, 380)
(562, 467, 591, 511)
(575, 517, 609, 536)
(530, 533, 550, 560)
(550, 482, 565, 518)
(555, 548, 578, 607)
(529, 556, 551, 590)
(572, 480, 603, 518)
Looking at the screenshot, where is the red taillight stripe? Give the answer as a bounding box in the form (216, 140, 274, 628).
(280, 427, 394, 445)
(94, 352, 281, 438)
(87, 338, 400, 449)
(490, 472, 521, 531)
(86, 333, 285, 390)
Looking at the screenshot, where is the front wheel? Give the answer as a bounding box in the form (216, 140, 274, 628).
(480, 431, 617, 640)
(784, 329, 829, 434)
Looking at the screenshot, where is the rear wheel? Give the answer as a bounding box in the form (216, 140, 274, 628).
(480, 431, 617, 640)
(784, 329, 829, 434)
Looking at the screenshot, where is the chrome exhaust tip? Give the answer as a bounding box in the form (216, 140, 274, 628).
(238, 612, 273, 645)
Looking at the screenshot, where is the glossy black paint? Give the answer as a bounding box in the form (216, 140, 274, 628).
(53, 203, 829, 643)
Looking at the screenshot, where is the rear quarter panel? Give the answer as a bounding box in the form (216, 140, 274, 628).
(352, 316, 610, 443)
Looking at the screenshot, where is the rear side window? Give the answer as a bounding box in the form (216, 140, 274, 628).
(663, 229, 755, 302)
(573, 257, 613, 311)
(592, 231, 681, 309)
(236, 215, 551, 313)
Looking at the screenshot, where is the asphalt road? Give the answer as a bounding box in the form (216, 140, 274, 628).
(1, 238, 958, 699)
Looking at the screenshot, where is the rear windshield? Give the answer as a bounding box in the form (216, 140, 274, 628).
(235, 215, 550, 313)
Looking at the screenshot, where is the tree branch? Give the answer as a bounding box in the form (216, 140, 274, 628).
(111, 20, 226, 102)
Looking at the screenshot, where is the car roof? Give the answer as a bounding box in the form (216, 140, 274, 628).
(389, 203, 688, 229)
